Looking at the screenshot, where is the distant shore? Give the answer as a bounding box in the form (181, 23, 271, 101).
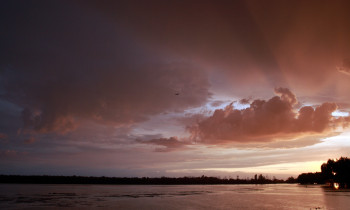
(0, 175, 293, 185)
(2, 157, 348, 186)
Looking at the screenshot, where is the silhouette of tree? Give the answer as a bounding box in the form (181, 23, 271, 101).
(0, 174, 286, 185)
(286, 176, 297, 183)
(297, 157, 350, 188)
(321, 157, 350, 188)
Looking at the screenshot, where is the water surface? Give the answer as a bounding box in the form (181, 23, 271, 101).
(1, 184, 349, 209)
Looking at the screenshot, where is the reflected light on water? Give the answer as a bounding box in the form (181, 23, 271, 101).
(1, 184, 350, 209)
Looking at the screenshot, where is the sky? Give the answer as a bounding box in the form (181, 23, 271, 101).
(1, 0, 350, 179)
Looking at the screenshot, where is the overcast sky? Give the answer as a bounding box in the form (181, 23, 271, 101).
(1, 0, 350, 179)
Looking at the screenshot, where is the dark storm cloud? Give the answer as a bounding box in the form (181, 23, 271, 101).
(89, 0, 286, 85)
(188, 88, 349, 143)
(88, 0, 350, 94)
(76, 1, 350, 118)
(2, 0, 350, 135)
(0, 1, 210, 134)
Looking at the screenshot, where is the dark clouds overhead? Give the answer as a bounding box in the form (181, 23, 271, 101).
(87, 0, 350, 96)
(2, 0, 350, 136)
(0, 0, 210, 134)
(91, 0, 287, 86)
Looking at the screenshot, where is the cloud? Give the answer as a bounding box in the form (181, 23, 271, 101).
(274, 87, 297, 106)
(338, 58, 350, 76)
(21, 108, 77, 134)
(0, 149, 18, 157)
(137, 136, 190, 152)
(24, 137, 36, 144)
(0, 1, 210, 134)
(2, 0, 350, 137)
(239, 98, 251, 104)
(87, 0, 350, 98)
(210, 100, 226, 107)
(8, 62, 209, 134)
(0, 133, 7, 139)
(0, 133, 8, 143)
(188, 88, 349, 144)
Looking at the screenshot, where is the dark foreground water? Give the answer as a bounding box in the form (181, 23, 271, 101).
(0, 184, 349, 209)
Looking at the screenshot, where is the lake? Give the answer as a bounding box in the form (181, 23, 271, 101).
(0, 184, 349, 209)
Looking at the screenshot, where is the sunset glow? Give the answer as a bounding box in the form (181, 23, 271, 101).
(1, 0, 350, 179)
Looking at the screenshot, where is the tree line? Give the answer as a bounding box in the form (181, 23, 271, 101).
(1, 157, 347, 186)
(297, 157, 350, 188)
(0, 174, 288, 185)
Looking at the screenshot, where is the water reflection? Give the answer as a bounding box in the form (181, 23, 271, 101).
(1, 184, 350, 209)
(322, 185, 350, 210)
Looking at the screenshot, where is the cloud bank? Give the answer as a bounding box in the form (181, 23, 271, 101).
(7, 63, 209, 134)
(188, 88, 349, 143)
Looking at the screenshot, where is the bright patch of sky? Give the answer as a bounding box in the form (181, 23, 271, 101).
(184, 99, 251, 116)
(233, 101, 250, 110)
(332, 110, 349, 117)
(317, 131, 350, 147)
(195, 160, 324, 175)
